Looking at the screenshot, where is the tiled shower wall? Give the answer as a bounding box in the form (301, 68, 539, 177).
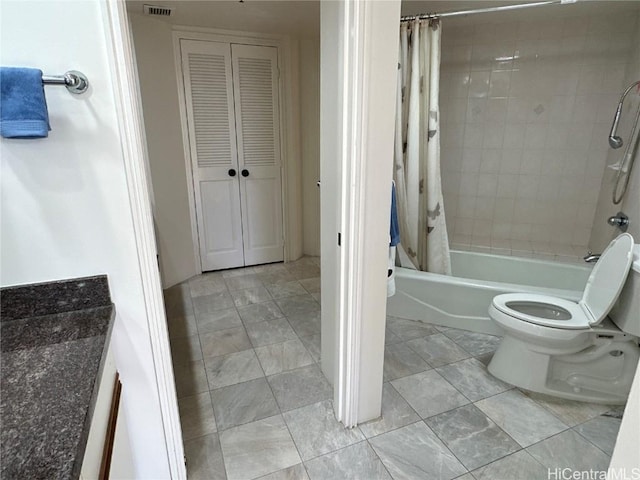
(439, 12, 637, 260)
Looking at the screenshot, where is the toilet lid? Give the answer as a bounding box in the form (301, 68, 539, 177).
(580, 233, 634, 326)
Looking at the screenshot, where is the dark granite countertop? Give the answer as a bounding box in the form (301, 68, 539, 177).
(1, 276, 114, 480)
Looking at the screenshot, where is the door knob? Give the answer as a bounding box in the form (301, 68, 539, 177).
(241, 169, 249, 177)
(228, 169, 236, 177)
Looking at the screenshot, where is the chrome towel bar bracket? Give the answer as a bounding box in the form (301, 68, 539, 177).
(42, 70, 89, 94)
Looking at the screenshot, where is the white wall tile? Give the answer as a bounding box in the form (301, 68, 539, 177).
(439, 11, 634, 257)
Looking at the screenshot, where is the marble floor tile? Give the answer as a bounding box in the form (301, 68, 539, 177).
(286, 264, 321, 280)
(224, 274, 263, 292)
(475, 390, 568, 447)
(257, 464, 309, 480)
(283, 400, 364, 460)
(287, 311, 321, 337)
(384, 329, 402, 345)
(179, 392, 217, 440)
(526, 429, 611, 473)
(258, 271, 297, 286)
(251, 263, 287, 276)
(237, 301, 284, 325)
(231, 286, 272, 307)
(436, 358, 511, 402)
(200, 326, 253, 358)
(219, 415, 301, 480)
(174, 360, 210, 398)
(266, 281, 307, 299)
(170, 334, 203, 367)
(184, 433, 226, 480)
(245, 318, 298, 347)
(255, 339, 314, 376)
(370, 421, 466, 480)
(298, 277, 321, 294)
(193, 292, 236, 316)
(164, 285, 194, 319)
(276, 295, 320, 318)
(406, 334, 471, 367)
(223, 267, 257, 278)
(268, 364, 332, 412)
(196, 307, 243, 334)
(426, 404, 519, 470)
(211, 378, 280, 431)
(391, 370, 469, 418)
(386, 316, 439, 341)
(471, 450, 548, 480)
(286, 256, 319, 267)
(299, 334, 321, 363)
(304, 442, 391, 480)
(167, 314, 198, 339)
(383, 342, 431, 382)
(523, 391, 611, 427)
(189, 275, 228, 297)
(205, 350, 264, 389)
(359, 383, 420, 438)
(442, 329, 502, 356)
(573, 416, 621, 456)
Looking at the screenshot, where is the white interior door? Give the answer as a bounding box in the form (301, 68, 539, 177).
(181, 40, 245, 271)
(231, 44, 284, 266)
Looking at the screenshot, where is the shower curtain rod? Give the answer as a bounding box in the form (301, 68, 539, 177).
(400, 0, 575, 22)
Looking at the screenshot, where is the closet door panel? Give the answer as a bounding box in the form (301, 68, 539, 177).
(231, 44, 284, 265)
(181, 39, 244, 271)
(241, 166, 284, 265)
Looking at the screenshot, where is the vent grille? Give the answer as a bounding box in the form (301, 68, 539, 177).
(143, 4, 172, 16)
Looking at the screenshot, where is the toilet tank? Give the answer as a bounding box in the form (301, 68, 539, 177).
(611, 244, 640, 337)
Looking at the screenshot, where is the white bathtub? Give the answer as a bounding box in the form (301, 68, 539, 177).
(386, 250, 592, 335)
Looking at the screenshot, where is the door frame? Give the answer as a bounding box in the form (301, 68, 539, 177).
(103, 2, 186, 477)
(172, 27, 302, 272)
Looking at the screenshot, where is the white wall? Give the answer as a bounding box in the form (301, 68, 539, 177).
(0, 1, 173, 477)
(440, 13, 636, 260)
(130, 15, 199, 288)
(590, 13, 640, 252)
(300, 36, 321, 256)
(320, 1, 340, 386)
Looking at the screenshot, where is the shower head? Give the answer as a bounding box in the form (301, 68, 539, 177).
(609, 135, 624, 149)
(609, 103, 624, 149)
(609, 80, 640, 150)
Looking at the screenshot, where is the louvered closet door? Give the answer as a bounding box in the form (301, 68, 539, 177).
(231, 44, 284, 266)
(181, 40, 244, 271)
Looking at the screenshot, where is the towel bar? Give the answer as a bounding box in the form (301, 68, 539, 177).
(42, 70, 89, 94)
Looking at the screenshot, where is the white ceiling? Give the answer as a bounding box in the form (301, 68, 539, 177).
(126, 0, 319, 37)
(126, 0, 639, 35)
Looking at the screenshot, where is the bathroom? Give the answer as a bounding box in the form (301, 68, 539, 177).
(1, 1, 639, 478)
(127, 0, 639, 477)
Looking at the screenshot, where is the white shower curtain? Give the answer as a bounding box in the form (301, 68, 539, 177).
(394, 19, 451, 275)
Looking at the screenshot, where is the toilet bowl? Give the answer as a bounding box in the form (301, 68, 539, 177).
(487, 233, 640, 404)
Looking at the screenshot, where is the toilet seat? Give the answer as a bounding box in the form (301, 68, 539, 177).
(490, 233, 635, 332)
(492, 293, 590, 330)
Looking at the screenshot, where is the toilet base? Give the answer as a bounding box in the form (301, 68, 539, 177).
(488, 334, 640, 405)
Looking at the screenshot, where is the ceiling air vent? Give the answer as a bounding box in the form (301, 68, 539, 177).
(143, 4, 173, 16)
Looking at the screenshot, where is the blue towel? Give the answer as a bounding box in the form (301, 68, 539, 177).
(390, 183, 400, 246)
(1, 67, 50, 138)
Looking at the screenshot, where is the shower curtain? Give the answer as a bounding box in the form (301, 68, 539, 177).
(394, 19, 451, 275)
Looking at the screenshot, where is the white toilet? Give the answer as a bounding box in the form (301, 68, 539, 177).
(487, 233, 640, 404)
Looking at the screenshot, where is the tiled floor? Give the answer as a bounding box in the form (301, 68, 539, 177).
(164, 258, 622, 480)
